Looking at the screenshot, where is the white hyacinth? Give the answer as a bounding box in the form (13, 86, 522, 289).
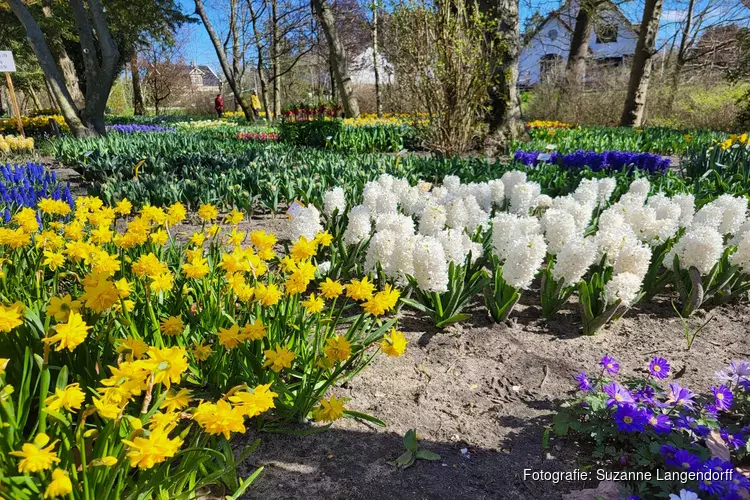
(491, 213, 541, 262)
(672, 225, 724, 274)
(628, 178, 650, 201)
(714, 194, 748, 236)
(503, 234, 548, 290)
(445, 198, 468, 230)
(501, 170, 527, 195)
(438, 229, 469, 265)
(286, 205, 322, 241)
(552, 237, 597, 284)
(672, 193, 695, 228)
(603, 272, 643, 306)
(596, 178, 617, 207)
(362, 181, 382, 215)
(419, 201, 447, 236)
(323, 187, 346, 216)
(509, 181, 541, 215)
(343, 205, 372, 245)
(573, 178, 599, 206)
(412, 235, 450, 293)
(729, 231, 750, 273)
(464, 196, 490, 233)
(536, 194, 554, 209)
(541, 208, 578, 255)
(488, 179, 505, 208)
(365, 229, 398, 275)
(613, 237, 652, 280)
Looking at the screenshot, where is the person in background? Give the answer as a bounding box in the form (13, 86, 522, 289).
(214, 94, 224, 118)
(251, 92, 262, 120)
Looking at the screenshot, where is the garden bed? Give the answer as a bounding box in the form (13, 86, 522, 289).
(238, 294, 748, 499)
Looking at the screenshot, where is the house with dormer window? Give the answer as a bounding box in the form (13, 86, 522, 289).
(518, 0, 639, 87)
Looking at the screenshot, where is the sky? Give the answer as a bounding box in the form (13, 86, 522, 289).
(179, 0, 747, 69)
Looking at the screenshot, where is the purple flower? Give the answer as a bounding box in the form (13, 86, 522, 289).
(675, 415, 711, 437)
(711, 385, 733, 411)
(720, 429, 746, 450)
(600, 355, 620, 375)
(698, 465, 725, 495)
(715, 360, 750, 385)
(727, 470, 750, 492)
(670, 449, 702, 471)
(660, 444, 678, 461)
(613, 404, 648, 433)
(649, 357, 670, 379)
(603, 382, 634, 407)
(704, 404, 719, 418)
(665, 382, 697, 409)
(575, 372, 593, 392)
(634, 385, 656, 404)
(646, 410, 672, 434)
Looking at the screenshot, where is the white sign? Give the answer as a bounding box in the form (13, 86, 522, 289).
(0, 51, 16, 72)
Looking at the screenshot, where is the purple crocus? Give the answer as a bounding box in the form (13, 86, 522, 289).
(575, 372, 593, 392)
(603, 381, 634, 407)
(665, 382, 697, 409)
(720, 429, 746, 450)
(613, 404, 647, 433)
(646, 410, 672, 434)
(649, 357, 670, 379)
(600, 355, 620, 375)
(711, 385, 733, 411)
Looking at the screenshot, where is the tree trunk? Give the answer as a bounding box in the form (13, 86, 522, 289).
(28, 85, 42, 111)
(247, 0, 272, 119)
(7, 0, 95, 137)
(195, 0, 254, 121)
(131, 52, 145, 115)
(329, 62, 336, 102)
(230, 0, 243, 112)
(271, 0, 281, 118)
(372, 0, 382, 117)
(565, 1, 592, 86)
(666, 0, 695, 113)
(620, 0, 664, 127)
(41, 0, 85, 107)
(479, 0, 525, 152)
(313, 0, 360, 117)
(44, 78, 59, 111)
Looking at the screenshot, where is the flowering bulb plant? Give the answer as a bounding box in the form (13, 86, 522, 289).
(555, 356, 750, 499)
(0, 188, 405, 496)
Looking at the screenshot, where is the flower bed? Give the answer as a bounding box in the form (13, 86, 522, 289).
(514, 150, 671, 175)
(0, 163, 73, 213)
(237, 131, 280, 141)
(106, 124, 175, 134)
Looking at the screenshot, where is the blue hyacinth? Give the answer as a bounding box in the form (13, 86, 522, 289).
(0, 163, 71, 222)
(513, 149, 670, 175)
(106, 124, 175, 134)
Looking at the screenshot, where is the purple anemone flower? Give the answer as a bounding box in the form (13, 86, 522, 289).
(720, 429, 746, 450)
(670, 449, 702, 471)
(646, 410, 672, 434)
(665, 382, 697, 409)
(649, 357, 670, 379)
(613, 404, 648, 433)
(711, 385, 733, 411)
(575, 372, 593, 392)
(715, 360, 750, 385)
(634, 385, 656, 404)
(600, 355, 620, 375)
(603, 382, 634, 407)
(675, 415, 711, 437)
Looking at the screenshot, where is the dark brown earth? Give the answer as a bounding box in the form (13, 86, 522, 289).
(44, 160, 746, 500)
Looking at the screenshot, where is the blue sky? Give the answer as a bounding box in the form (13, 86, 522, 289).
(180, 0, 743, 69)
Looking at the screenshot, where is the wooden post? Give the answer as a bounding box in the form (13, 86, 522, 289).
(5, 73, 25, 137)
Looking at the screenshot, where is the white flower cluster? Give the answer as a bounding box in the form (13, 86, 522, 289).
(285, 205, 323, 241)
(665, 193, 748, 275)
(323, 187, 346, 216)
(323, 171, 748, 306)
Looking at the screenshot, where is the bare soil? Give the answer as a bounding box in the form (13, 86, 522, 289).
(233, 293, 748, 500)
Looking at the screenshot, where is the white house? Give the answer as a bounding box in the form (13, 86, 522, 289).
(518, 0, 639, 87)
(350, 48, 394, 86)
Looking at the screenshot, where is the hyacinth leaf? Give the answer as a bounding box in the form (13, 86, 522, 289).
(435, 313, 472, 329)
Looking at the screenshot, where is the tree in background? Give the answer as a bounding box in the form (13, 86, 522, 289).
(479, 0, 525, 152)
(313, 0, 360, 117)
(620, 0, 664, 127)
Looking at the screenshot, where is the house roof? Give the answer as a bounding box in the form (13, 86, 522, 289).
(147, 63, 222, 87)
(523, 0, 640, 43)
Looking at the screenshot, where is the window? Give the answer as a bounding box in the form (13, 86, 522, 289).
(596, 24, 618, 43)
(548, 29, 558, 41)
(539, 54, 563, 81)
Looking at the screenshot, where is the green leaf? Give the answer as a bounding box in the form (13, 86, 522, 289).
(403, 429, 418, 452)
(343, 410, 386, 427)
(394, 450, 414, 468)
(415, 450, 440, 461)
